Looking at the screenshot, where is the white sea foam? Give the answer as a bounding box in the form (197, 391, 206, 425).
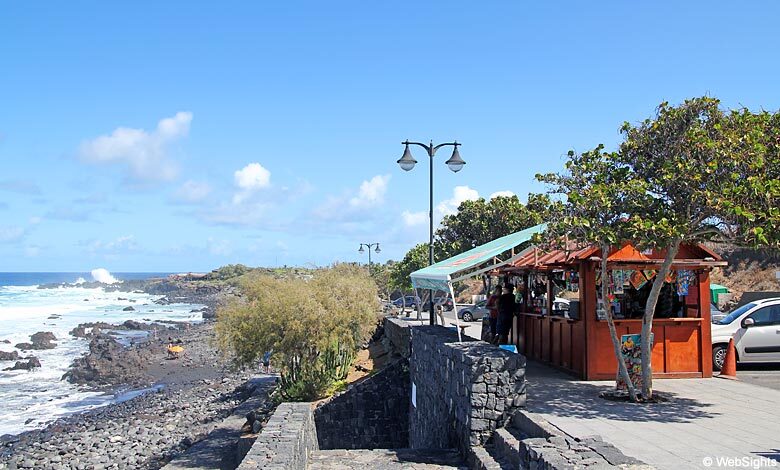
(0, 284, 203, 436)
(90, 268, 119, 284)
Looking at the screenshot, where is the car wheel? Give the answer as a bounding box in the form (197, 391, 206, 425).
(712, 344, 727, 371)
(462, 312, 473, 322)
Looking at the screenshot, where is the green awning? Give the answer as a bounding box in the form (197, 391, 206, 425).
(410, 223, 547, 291)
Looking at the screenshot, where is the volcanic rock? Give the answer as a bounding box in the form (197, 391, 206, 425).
(0, 350, 20, 361)
(17, 332, 57, 350)
(3, 357, 41, 371)
(62, 334, 147, 387)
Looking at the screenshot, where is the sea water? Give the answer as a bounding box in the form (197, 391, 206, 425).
(0, 272, 204, 436)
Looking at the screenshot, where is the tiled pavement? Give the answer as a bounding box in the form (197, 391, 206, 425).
(525, 361, 780, 470)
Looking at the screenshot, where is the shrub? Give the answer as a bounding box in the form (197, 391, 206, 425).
(215, 264, 380, 401)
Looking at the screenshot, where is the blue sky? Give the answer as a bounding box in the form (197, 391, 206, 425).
(1, 2, 779, 272)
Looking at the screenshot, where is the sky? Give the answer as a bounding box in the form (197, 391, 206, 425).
(1, 2, 779, 272)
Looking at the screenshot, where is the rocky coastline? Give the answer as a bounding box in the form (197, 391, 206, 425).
(37, 278, 241, 318)
(0, 280, 273, 470)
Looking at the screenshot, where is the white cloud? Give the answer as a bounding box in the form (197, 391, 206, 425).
(0, 226, 25, 243)
(24, 245, 42, 257)
(174, 180, 212, 203)
(312, 174, 391, 223)
(233, 163, 271, 204)
(349, 175, 391, 209)
(200, 201, 274, 227)
(436, 185, 479, 217)
(400, 185, 480, 229)
(489, 190, 515, 200)
(207, 238, 232, 256)
(0, 179, 41, 195)
(85, 235, 139, 255)
(401, 210, 427, 227)
(79, 111, 192, 182)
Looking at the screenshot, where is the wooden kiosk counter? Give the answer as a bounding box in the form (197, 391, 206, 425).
(496, 242, 726, 380)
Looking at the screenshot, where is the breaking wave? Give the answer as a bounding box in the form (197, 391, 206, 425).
(90, 268, 119, 284)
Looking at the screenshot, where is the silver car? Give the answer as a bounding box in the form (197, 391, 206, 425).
(457, 300, 490, 322)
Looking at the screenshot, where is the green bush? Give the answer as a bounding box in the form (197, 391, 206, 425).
(215, 264, 380, 401)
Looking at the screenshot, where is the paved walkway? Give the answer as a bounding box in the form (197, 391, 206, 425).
(525, 362, 780, 470)
(307, 449, 467, 469)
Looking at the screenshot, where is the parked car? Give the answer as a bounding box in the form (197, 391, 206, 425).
(422, 296, 454, 311)
(710, 303, 727, 323)
(457, 299, 489, 322)
(392, 296, 421, 309)
(711, 297, 780, 371)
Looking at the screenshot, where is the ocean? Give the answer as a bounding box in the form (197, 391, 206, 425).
(0, 271, 204, 436)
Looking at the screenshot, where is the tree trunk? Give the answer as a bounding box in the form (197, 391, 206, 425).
(640, 239, 681, 399)
(600, 243, 638, 402)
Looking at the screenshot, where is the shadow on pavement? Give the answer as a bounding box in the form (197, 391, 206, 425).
(525, 361, 719, 424)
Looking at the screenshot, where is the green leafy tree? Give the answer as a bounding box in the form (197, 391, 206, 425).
(537, 146, 642, 401)
(616, 97, 780, 398)
(542, 97, 780, 399)
(388, 244, 431, 315)
(436, 194, 550, 259)
(215, 264, 379, 400)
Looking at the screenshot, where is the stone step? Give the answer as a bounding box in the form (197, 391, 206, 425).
(491, 428, 520, 469)
(307, 449, 468, 469)
(468, 445, 515, 470)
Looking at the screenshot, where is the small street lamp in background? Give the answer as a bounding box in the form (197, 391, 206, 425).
(397, 140, 466, 325)
(358, 243, 381, 274)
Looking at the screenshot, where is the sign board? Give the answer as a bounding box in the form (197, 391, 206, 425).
(776, 271, 780, 280)
(617, 333, 653, 393)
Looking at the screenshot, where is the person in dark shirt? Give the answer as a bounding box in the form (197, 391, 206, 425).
(486, 286, 501, 342)
(496, 286, 517, 344)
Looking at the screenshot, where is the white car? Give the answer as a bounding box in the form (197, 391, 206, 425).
(711, 298, 780, 371)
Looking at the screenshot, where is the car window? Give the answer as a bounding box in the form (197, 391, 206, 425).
(716, 303, 757, 325)
(748, 304, 780, 326)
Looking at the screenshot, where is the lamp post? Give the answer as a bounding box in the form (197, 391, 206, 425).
(397, 140, 465, 325)
(358, 243, 381, 274)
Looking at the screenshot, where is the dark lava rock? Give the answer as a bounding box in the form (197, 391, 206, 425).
(0, 340, 9, 344)
(16, 332, 57, 350)
(122, 320, 144, 330)
(122, 306, 135, 312)
(70, 322, 116, 338)
(0, 350, 20, 361)
(3, 357, 41, 371)
(30, 332, 57, 349)
(62, 334, 147, 386)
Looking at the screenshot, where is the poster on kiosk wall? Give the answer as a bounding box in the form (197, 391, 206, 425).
(616, 333, 654, 393)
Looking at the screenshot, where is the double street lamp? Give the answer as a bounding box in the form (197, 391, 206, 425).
(397, 140, 466, 325)
(358, 243, 381, 274)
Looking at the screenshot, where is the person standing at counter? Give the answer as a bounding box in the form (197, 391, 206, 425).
(486, 286, 501, 341)
(496, 286, 517, 345)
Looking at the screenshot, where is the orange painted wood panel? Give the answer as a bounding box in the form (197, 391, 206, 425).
(664, 325, 700, 373)
(541, 318, 551, 362)
(561, 322, 572, 370)
(551, 321, 561, 365)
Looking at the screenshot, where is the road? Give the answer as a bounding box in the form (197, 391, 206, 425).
(735, 363, 780, 391)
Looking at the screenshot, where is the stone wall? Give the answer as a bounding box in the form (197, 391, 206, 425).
(237, 402, 318, 470)
(409, 325, 526, 457)
(314, 359, 410, 450)
(382, 317, 411, 358)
